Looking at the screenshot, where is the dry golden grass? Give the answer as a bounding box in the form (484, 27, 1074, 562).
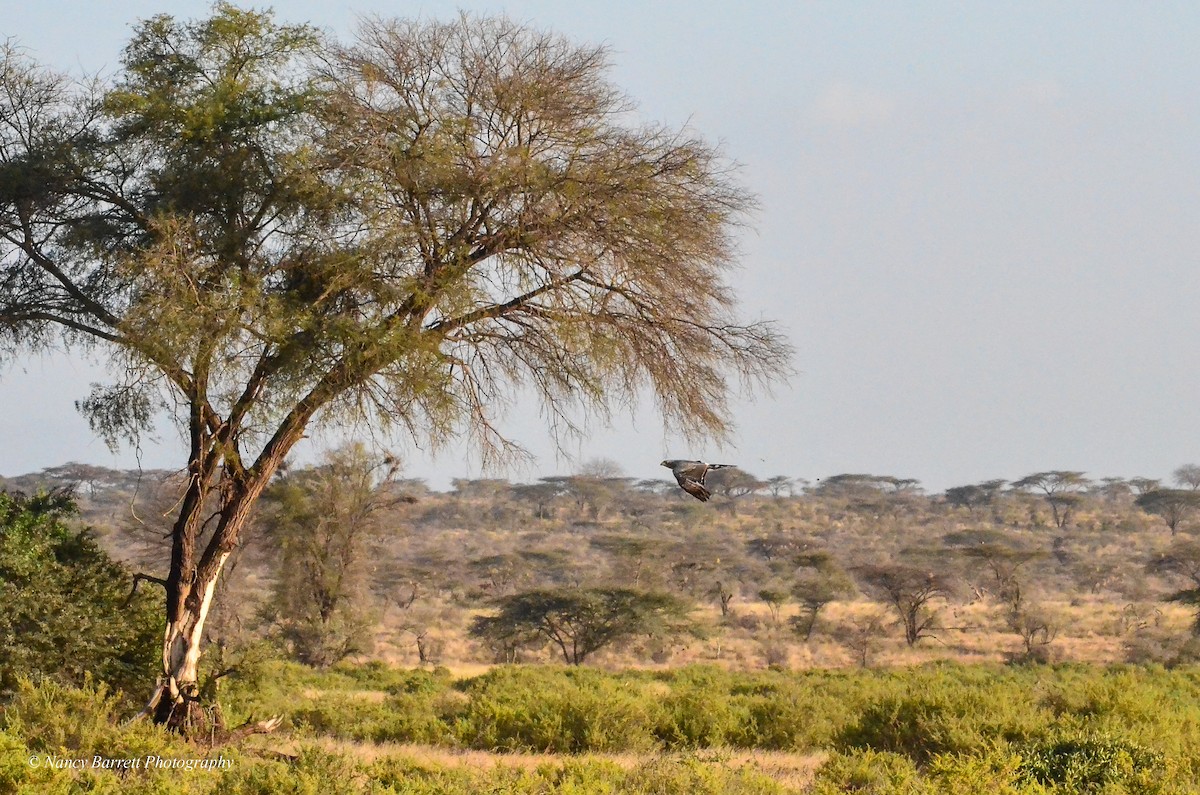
(338, 592, 1199, 675)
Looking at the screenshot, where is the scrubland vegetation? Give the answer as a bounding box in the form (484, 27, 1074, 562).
(4, 459, 1200, 792)
(4, 661, 1200, 792)
(8, 458, 1200, 673)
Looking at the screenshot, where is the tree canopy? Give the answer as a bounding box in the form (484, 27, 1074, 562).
(470, 587, 697, 665)
(0, 5, 788, 728)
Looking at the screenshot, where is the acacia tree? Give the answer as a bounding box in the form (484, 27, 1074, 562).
(1174, 464, 1200, 490)
(470, 587, 696, 665)
(0, 7, 787, 729)
(959, 542, 1044, 613)
(855, 563, 952, 646)
(1136, 489, 1200, 536)
(1011, 471, 1090, 529)
(1147, 540, 1200, 634)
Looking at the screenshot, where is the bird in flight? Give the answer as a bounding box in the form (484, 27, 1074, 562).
(661, 459, 735, 502)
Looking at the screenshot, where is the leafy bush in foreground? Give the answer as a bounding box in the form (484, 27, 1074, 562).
(0, 491, 160, 697)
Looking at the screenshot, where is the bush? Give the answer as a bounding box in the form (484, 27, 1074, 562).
(1017, 731, 1171, 794)
(654, 670, 748, 749)
(809, 750, 927, 795)
(732, 678, 847, 750)
(454, 666, 659, 752)
(0, 491, 160, 697)
(1, 677, 228, 794)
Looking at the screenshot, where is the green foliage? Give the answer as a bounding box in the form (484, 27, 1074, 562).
(835, 690, 1040, 764)
(260, 445, 407, 667)
(0, 491, 160, 696)
(654, 668, 750, 749)
(810, 750, 926, 795)
(1017, 732, 1168, 793)
(4, 663, 1200, 793)
(1, 676, 225, 794)
(453, 666, 660, 752)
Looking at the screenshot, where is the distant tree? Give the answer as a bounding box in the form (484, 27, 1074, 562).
(813, 474, 922, 517)
(1011, 471, 1091, 528)
(470, 612, 542, 664)
(1147, 540, 1200, 634)
(470, 587, 697, 665)
(711, 580, 737, 618)
(451, 479, 512, 501)
(468, 552, 526, 596)
(590, 533, 662, 588)
(577, 458, 626, 479)
(765, 476, 797, 498)
(666, 535, 741, 605)
(959, 543, 1044, 613)
(790, 573, 854, 641)
(1174, 465, 1200, 491)
(511, 481, 567, 520)
(0, 490, 160, 695)
(854, 564, 952, 646)
(831, 609, 892, 667)
(261, 444, 405, 667)
(558, 466, 634, 521)
(943, 480, 1007, 514)
(1094, 478, 1135, 505)
(0, 7, 787, 728)
(706, 468, 766, 513)
(394, 601, 446, 665)
(634, 478, 677, 497)
(36, 462, 124, 496)
(745, 532, 800, 564)
(785, 549, 854, 640)
(812, 474, 895, 499)
(1006, 603, 1058, 663)
(757, 586, 789, 625)
(1128, 478, 1163, 496)
(1135, 490, 1200, 536)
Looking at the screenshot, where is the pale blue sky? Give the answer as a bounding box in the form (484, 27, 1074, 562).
(2, 1, 1199, 491)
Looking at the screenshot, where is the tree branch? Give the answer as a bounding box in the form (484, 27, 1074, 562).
(124, 572, 168, 606)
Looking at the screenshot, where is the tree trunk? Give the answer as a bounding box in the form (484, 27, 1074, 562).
(147, 459, 280, 732)
(149, 549, 230, 733)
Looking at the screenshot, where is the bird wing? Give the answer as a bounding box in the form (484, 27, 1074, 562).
(679, 478, 711, 502)
(672, 461, 711, 481)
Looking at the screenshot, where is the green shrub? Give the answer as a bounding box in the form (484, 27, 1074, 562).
(809, 749, 928, 795)
(730, 678, 847, 750)
(215, 747, 362, 795)
(924, 751, 1040, 795)
(0, 491, 160, 698)
(1, 677, 185, 762)
(654, 675, 748, 749)
(1017, 731, 1172, 794)
(833, 675, 1048, 764)
(454, 667, 658, 752)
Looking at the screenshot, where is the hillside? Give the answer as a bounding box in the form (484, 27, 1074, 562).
(3, 462, 1197, 671)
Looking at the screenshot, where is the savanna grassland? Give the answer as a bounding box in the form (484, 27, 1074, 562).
(4, 462, 1200, 793)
